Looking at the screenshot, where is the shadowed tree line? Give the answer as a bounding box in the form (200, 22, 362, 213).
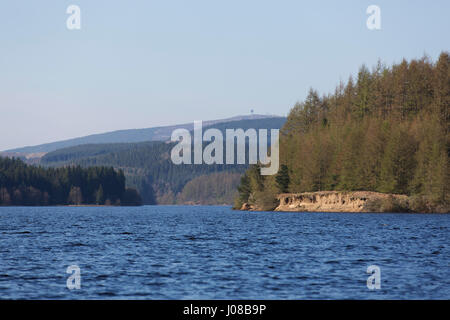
(0, 157, 142, 206)
(236, 52, 449, 213)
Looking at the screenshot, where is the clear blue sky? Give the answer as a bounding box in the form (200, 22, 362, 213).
(0, 0, 449, 150)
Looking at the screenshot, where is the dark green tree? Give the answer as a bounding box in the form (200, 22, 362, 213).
(275, 164, 290, 193)
(96, 185, 105, 205)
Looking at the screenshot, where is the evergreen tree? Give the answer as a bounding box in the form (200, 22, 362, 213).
(96, 185, 105, 205)
(68, 186, 83, 205)
(236, 172, 251, 206)
(275, 164, 290, 193)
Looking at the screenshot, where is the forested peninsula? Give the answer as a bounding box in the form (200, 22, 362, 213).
(0, 157, 142, 206)
(236, 52, 449, 213)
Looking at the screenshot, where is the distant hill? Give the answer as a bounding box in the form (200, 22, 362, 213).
(3, 114, 282, 155)
(39, 116, 287, 205)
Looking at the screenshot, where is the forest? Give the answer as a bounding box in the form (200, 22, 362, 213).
(236, 52, 449, 213)
(39, 117, 285, 204)
(176, 172, 242, 205)
(0, 157, 142, 206)
(41, 141, 247, 204)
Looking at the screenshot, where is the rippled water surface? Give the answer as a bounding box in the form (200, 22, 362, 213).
(0, 206, 448, 299)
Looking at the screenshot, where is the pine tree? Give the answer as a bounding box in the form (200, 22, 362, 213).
(0, 187, 11, 205)
(275, 164, 290, 193)
(378, 126, 416, 194)
(434, 52, 450, 127)
(68, 186, 83, 205)
(96, 185, 105, 205)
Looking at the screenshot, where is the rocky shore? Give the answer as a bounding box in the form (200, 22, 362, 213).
(240, 191, 412, 213)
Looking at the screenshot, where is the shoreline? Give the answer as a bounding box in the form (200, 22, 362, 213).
(238, 191, 449, 214)
(0, 200, 448, 213)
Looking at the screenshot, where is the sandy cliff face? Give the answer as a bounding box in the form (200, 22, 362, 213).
(275, 191, 408, 213)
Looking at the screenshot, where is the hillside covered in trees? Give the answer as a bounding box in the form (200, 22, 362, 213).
(39, 117, 286, 205)
(176, 172, 242, 205)
(0, 157, 142, 206)
(236, 52, 449, 213)
(40, 141, 247, 205)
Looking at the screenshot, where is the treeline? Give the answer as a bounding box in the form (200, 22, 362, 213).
(0, 157, 142, 206)
(236, 52, 449, 213)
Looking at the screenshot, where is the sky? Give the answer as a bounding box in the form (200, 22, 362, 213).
(0, 0, 449, 151)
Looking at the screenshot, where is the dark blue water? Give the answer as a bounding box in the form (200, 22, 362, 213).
(0, 206, 448, 299)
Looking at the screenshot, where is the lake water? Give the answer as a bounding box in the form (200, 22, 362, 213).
(0, 206, 448, 299)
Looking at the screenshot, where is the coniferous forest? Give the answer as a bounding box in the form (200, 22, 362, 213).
(0, 157, 142, 206)
(36, 117, 287, 205)
(236, 52, 449, 213)
(40, 141, 248, 204)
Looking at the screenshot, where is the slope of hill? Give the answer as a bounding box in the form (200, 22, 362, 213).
(4, 114, 281, 154)
(38, 116, 287, 205)
(176, 172, 242, 205)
